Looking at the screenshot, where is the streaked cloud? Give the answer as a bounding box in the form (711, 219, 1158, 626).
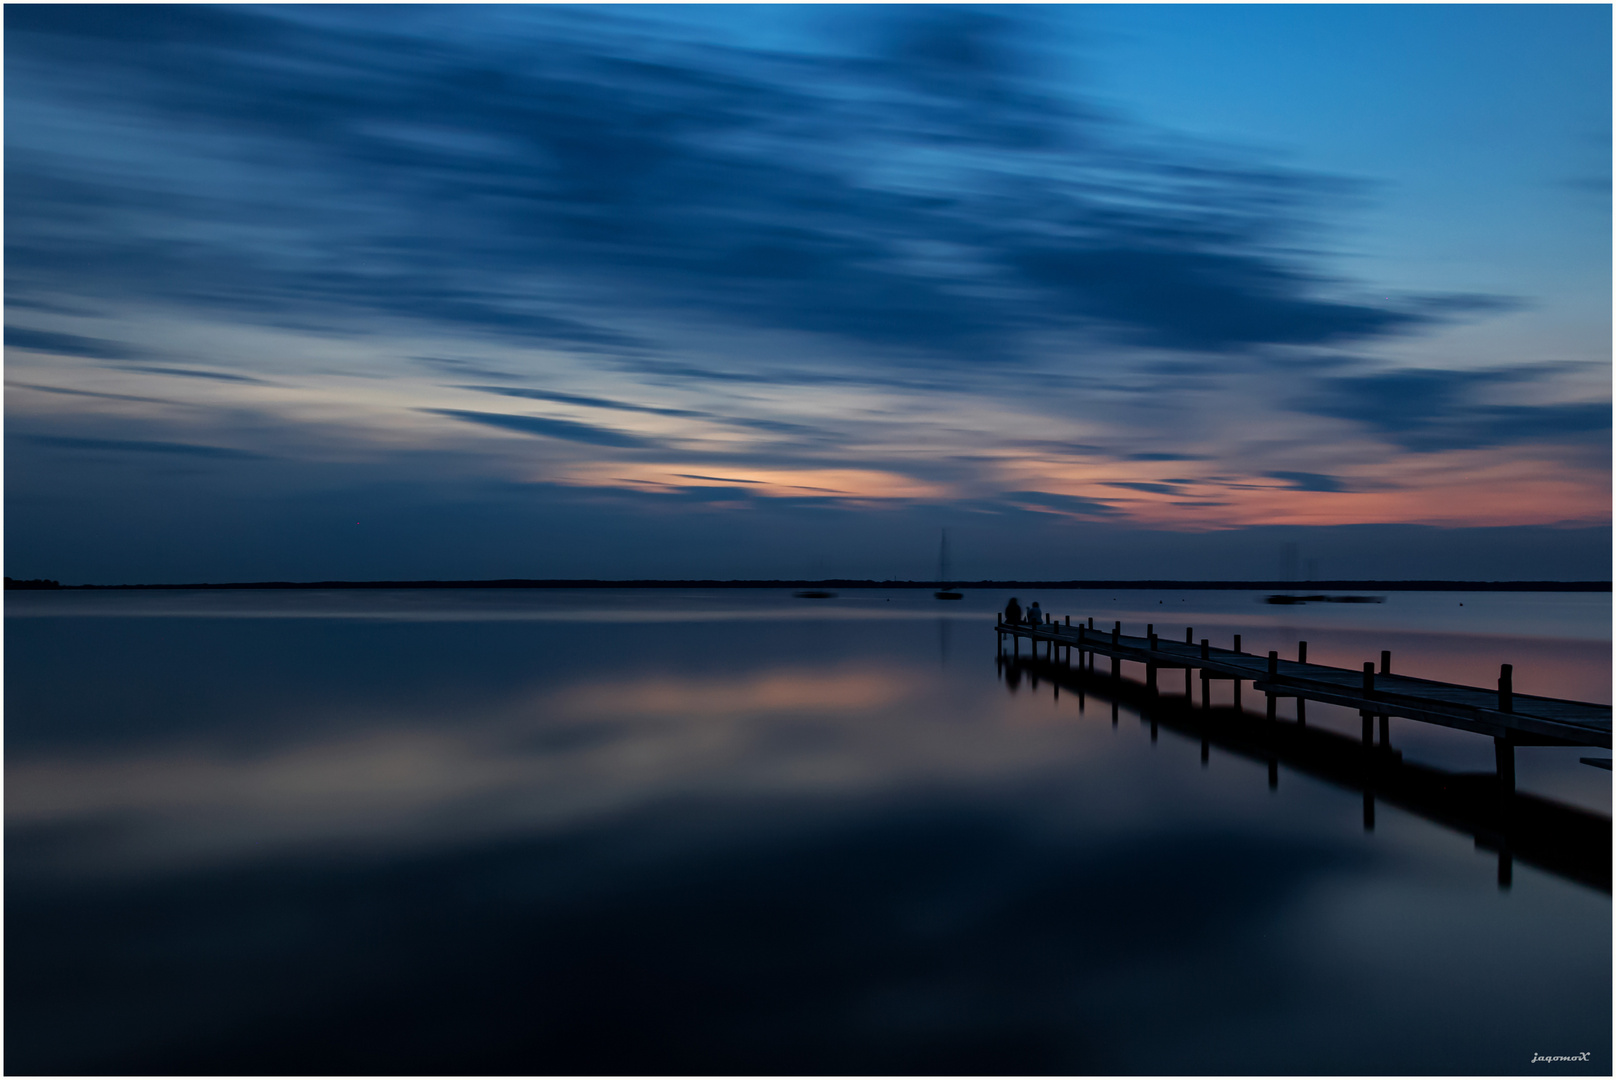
(2, 5, 1606, 579)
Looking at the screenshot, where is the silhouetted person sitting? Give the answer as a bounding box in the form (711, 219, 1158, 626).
(1003, 597, 1022, 625)
(1027, 601, 1042, 625)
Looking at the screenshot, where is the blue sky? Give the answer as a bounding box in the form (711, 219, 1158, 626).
(5, 4, 1609, 582)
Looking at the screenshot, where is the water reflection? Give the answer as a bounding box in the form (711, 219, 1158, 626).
(6, 590, 1610, 1074)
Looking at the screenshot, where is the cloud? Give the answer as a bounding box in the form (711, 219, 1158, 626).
(459, 386, 705, 418)
(5, 327, 144, 361)
(675, 474, 765, 484)
(1298, 368, 1611, 452)
(1102, 481, 1183, 495)
(420, 409, 658, 449)
(19, 434, 264, 459)
(3, 5, 1491, 373)
(1000, 491, 1123, 517)
(1264, 471, 1349, 493)
(7, 382, 171, 404)
(116, 365, 271, 384)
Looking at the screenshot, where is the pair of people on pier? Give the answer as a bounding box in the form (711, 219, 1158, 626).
(1004, 597, 1043, 625)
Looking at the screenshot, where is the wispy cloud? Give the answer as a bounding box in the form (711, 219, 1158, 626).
(20, 434, 265, 459)
(420, 409, 658, 449)
(5, 327, 144, 361)
(5, 5, 1486, 369)
(1297, 368, 1610, 452)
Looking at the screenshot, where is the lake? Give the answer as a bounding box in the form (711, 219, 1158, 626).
(6, 587, 1610, 1074)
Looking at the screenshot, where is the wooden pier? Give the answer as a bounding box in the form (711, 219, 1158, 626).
(995, 649, 1611, 893)
(996, 618, 1613, 790)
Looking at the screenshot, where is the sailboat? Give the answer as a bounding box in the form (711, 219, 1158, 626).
(934, 529, 963, 599)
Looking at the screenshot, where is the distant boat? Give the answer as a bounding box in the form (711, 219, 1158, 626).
(934, 529, 962, 600)
(793, 589, 836, 599)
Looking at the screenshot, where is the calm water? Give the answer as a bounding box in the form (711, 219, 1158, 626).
(6, 588, 1610, 1074)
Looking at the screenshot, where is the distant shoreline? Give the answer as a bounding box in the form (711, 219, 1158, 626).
(8, 578, 1611, 592)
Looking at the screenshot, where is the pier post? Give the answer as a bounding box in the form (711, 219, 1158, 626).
(1147, 623, 1154, 638)
(1149, 632, 1158, 651)
(1380, 650, 1391, 675)
(1361, 663, 1376, 745)
(1495, 736, 1515, 793)
(1200, 638, 1209, 661)
(1233, 634, 1241, 653)
(1498, 664, 1513, 713)
(1201, 670, 1210, 709)
(1186, 627, 1193, 643)
(1298, 641, 1307, 664)
(1266, 651, 1278, 720)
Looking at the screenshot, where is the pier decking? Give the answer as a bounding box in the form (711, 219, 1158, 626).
(996, 619, 1612, 783)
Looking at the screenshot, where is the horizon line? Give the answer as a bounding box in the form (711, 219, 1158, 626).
(5, 577, 1610, 593)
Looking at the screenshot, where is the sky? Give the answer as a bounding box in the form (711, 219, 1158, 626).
(5, 4, 1610, 583)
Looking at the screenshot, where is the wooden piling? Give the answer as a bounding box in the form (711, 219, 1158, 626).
(1496, 736, 1515, 793)
(1380, 650, 1391, 675)
(1357, 662, 1370, 746)
(1499, 664, 1514, 713)
(1298, 640, 1307, 664)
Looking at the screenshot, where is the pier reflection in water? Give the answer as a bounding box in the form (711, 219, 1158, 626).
(5, 588, 1610, 1074)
